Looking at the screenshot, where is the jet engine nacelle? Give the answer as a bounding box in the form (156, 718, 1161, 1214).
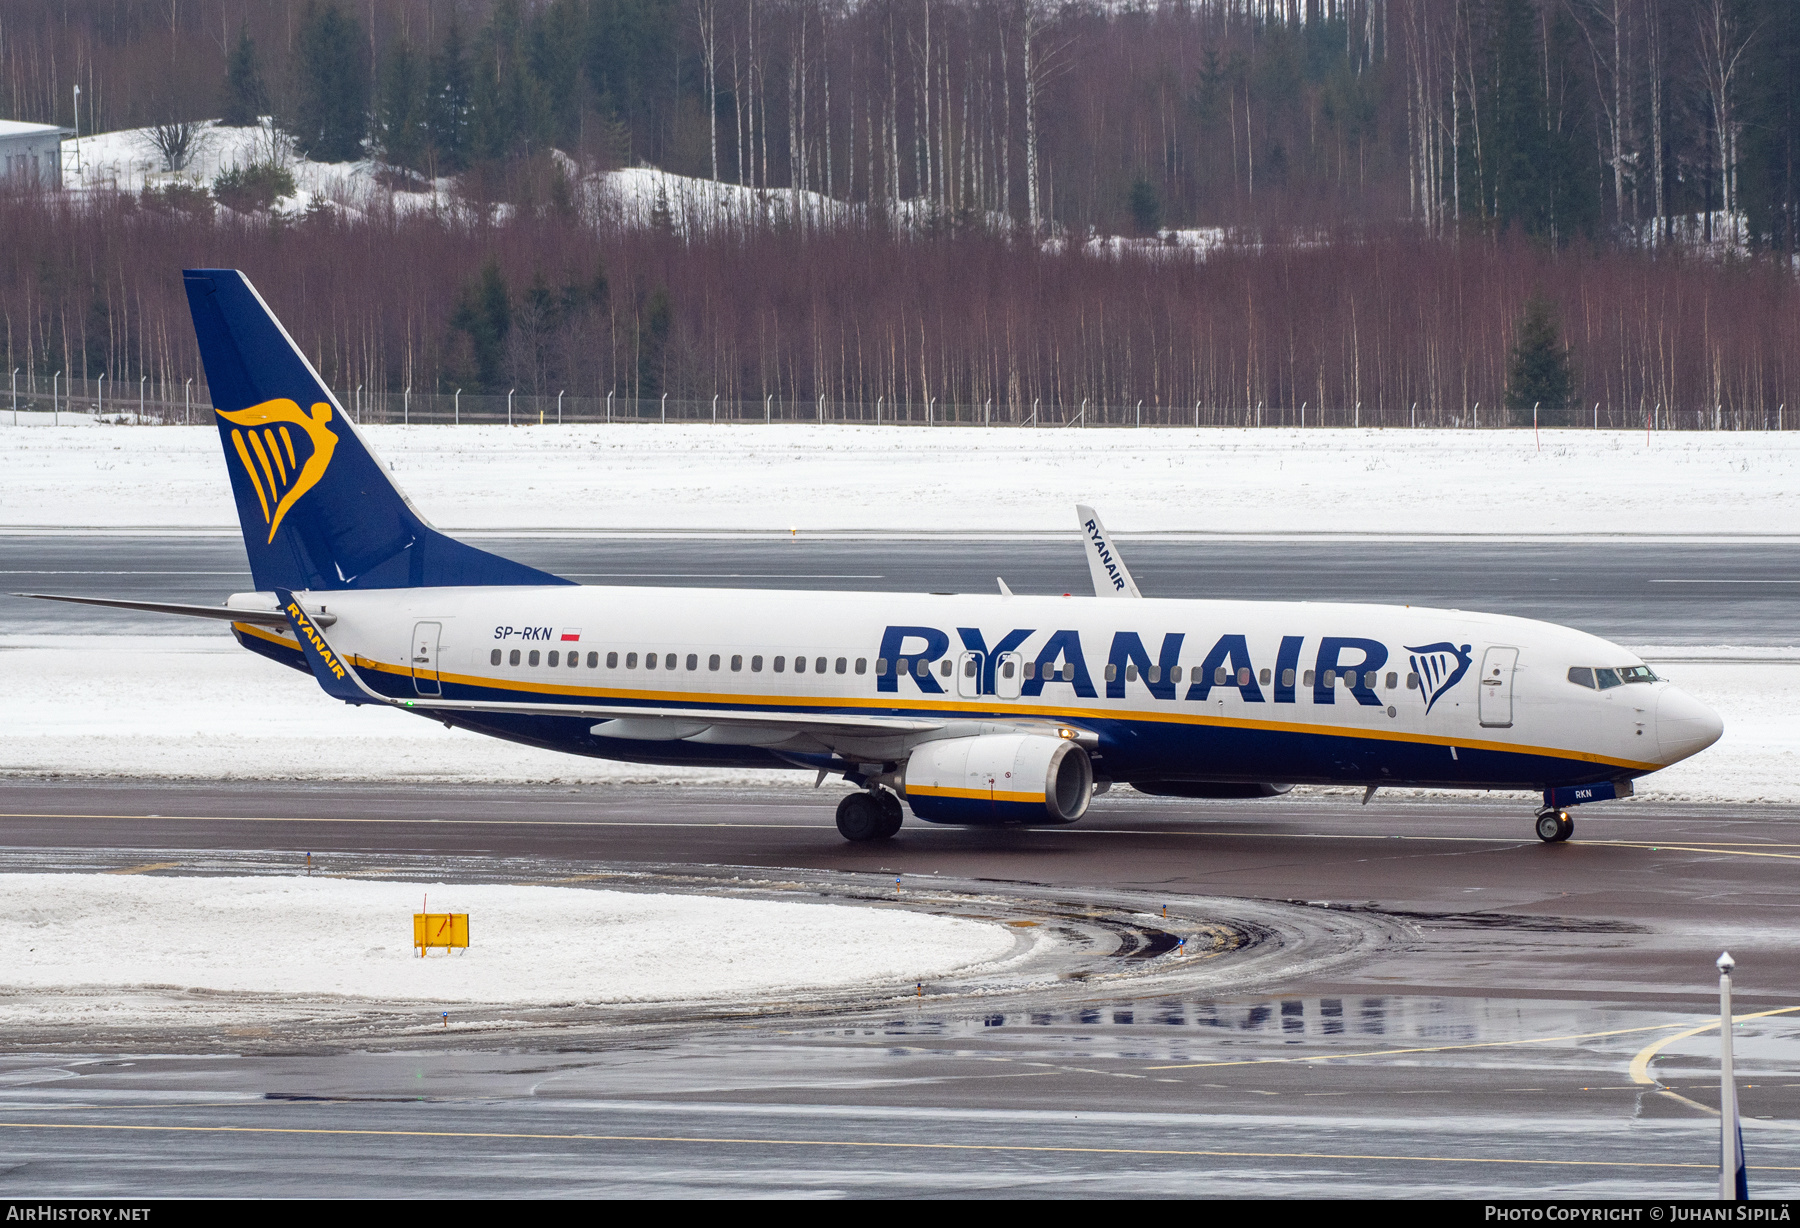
(898, 734, 1093, 826)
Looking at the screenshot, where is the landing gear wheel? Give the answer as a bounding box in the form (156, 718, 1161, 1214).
(874, 790, 904, 838)
(1535, 809, 1574, 843)
(836, 792, 885, 842)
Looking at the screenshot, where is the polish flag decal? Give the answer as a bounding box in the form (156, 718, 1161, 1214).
(560, 628, 582, 642)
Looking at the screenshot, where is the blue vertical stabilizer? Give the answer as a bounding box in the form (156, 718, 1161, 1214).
(183, 268, 572, 592)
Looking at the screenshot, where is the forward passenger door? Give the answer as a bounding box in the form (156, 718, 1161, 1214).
(1478, 646, 1518, 728)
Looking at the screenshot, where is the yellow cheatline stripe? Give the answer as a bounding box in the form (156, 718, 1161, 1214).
(232, 626, 1655, 774)
(229, 431, 271, 524)
(1146, 1016, 1800, 1072)
(0, 1119, 1792, 1169)
(1628, 1007, 1800, 1087)
(908, 785, 1043, 804)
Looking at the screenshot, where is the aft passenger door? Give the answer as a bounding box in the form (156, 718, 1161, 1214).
(411, 621, 443, 696)
(1478, 646, 1518, 728)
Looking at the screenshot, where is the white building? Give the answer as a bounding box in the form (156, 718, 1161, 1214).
(0, 120, 75, 188)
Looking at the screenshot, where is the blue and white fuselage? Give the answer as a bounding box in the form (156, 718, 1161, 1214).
(27, 269, 1723, 844)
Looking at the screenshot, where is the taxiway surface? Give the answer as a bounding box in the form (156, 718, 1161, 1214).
(2, 784, 1797, 1197)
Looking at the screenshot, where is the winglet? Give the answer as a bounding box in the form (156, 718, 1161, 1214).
(275, 587, 374, 705)
(997, 577, 1014, 598)
(1075, 505, 1142, 598)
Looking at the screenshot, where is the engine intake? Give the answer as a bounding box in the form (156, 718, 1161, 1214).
(898, 734, 1093, 825)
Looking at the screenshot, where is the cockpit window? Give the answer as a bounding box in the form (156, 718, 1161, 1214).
(1618, 665, 1658, 684)
(1594, 667, 1622, 689)
(1567, 666, 1595, 689)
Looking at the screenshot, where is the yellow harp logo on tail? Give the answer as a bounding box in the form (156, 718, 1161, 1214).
(217, 399, 339, 544)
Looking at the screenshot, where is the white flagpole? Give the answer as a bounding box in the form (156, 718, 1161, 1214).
(1718, 951, 1747, 1200)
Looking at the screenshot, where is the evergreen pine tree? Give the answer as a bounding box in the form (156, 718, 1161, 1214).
(376, 39, 428, 173)
(1128, 176, 1162, 237)
(449, 262, 513, 391)
(290, 2, 370, 163)
(1505, 293, 1575, 425)
(1489, 0, 1549, 237)
(220, 27, 268, 127)
(428, 19, 472, 173)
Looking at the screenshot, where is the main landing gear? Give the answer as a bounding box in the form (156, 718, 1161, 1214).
(1535, 808, 1574, 844)
(836, 789, 905, 842)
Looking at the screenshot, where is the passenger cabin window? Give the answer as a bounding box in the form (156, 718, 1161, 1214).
(1303, 670, 1315, 687)
(816, 657, 827, 674)
(1259, 668, 1271, 685)
(999, 659, 1015, 679)
(731, 655, 743, 671)
(607, 652, 619, 668)
(548, 651, 559, 667)
(1322, 669, 1336, 686)
(965, 658, 979, 678)
(645, 652, 658, 670)
(855, 658, 867, 674)
(1237, 667, 1250, 686)
(795, 656, 806, 674)
(916, 660, 930, 678)
(1406, 672, 1419, 689)
(751, 655, 764, 672)
(774, 656, 786, 672)
(528, 650, 540, 667)
(570, 653, 580, 669)
(710, 654, 721, 670)
(490, 649, 502, 666)
(586, 652, 597, 668)
(1023, 661, 1035, 679)
(1171, 666, 1183, 682)
(1106, 664, 1119, 682)
(510, 649, 521, 666)
(836, 657, 847, 674)
(664, 653, 675, 670)
(1386, 671, 1397, 689)
(1215, 666, 1228, 686)
(1342, 671, 1356, 688)
(939, 659, 952, 677)
(626, 652, 638, 668)
(686, 653, 698, 671)
(874, 658, 887, 676)
(1283, 669, 1296, 687)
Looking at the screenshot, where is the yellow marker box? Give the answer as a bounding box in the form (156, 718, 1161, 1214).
(414, 912, 470, 956)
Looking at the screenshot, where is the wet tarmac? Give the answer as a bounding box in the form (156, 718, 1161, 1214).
(2, 783, 1798, 1196)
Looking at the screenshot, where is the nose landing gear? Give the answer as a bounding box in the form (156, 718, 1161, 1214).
(1534, 809, 1574, 843)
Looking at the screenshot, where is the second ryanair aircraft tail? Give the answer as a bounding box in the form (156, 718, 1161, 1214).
(183, 268, 569, 593)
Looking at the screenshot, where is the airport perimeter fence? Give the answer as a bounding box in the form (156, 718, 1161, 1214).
(6, 373, 1795, 431)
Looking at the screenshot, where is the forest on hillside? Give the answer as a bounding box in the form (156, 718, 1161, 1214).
(2, 0, 1798, 419)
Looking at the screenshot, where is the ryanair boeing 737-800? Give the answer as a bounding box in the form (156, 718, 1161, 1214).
(25, 270, 1723, 844)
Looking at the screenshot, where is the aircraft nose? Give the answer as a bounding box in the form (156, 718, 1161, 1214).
(1656, 685, 1723, 764)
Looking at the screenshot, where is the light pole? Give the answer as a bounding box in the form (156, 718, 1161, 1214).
(507, 388, 514, 426)
(454, 389, 461, 425)
(1719, 952, 1747, 1200)
(139, 374, 146, 422)
(184, 377, 192, 424)
(557, 390, 564, 424)
(11, 368, 18, 425)
(53, 371, 61, 425)
(404, 386, 410, 425)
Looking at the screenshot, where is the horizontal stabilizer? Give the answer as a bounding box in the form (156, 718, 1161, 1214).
(14, 592, 329, 627)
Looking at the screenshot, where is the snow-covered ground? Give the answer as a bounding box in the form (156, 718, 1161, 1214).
(0, 635, 1786, 802)
(4, 420, 1797, 538)
(0, 873, 1015, 1020)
